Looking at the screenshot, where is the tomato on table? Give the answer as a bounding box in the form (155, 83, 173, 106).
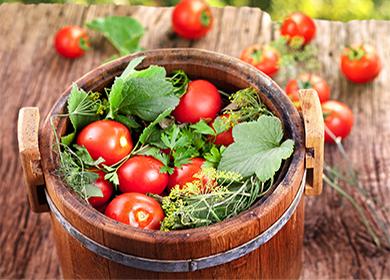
(240, 44, 280, 77)
(105, 193, 164, 230)
(322, 100, 354, 143)
(168, 158, 205, 190)
(88, 171, 114, 209)
(77, 120, 133, 166)
(54, 26, 89, 59)
(172, 0, 213, 40)
(280, 12, 316, 45)
(173, 80, 222, 123)
(118, 156, 168, 195)
(285, 73, 330, 107)
(340, 44, 381, 83)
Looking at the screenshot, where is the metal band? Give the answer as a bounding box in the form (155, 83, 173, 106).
(46, 172, 305, 273)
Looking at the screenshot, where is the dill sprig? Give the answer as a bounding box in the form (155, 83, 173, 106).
(160, 168, 272, 231)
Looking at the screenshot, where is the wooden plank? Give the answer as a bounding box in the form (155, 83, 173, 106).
(303, 19, 390, 279)
(0, 3, 389, 279)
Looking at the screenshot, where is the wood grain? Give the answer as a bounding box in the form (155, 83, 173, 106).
(0, 3, 389, 279)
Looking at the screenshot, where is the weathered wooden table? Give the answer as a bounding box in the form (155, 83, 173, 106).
(0, 3, 389, 279)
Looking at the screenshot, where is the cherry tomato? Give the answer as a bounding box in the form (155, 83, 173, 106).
(280, 12, 316, 45)
(77, 120, 133, 166)
(172, 0, 213, 40)
(88, 171, 114, 209)
(54, 26, 89, 59)
(285, 74, 330, 107)
(168, 158, 205, 190)
(212, 114, 235, 146)
(105, 193, 164, 230)
(118, 156, 168, 195)
(240, 44, 280, 77)
(340, 44, 381, 83)
(173, 80, 222, 123)
(322, 100, 354, 143)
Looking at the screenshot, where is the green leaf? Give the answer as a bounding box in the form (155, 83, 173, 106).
(73, 144, 105, 166)
(86, 16, 144, 56)
(114, 114, 140, 129)
(61, 132, 76, 146)
(120, 56, 145, 79)
(139, 108, 173, 144)
(68, 84, 101, 131)
(107, 63, 179, 121)
(204, 146, 224, 168)
(105, 172, 119, 186)
(85, 184, 103, 198)
(218, 116, 294, 182)
(190, 120, 216, 136)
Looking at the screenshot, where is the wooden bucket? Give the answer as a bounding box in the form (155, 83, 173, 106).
(17, 48, 324, 279)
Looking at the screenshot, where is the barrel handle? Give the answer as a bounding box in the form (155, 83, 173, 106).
(18, 107, 49, 212)
(298, 89, 324, 196)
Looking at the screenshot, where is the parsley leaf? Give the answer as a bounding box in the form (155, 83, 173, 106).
(190, 120, 216, 136)
(218, 116, 294, 182)
(86, 16, 144, 56)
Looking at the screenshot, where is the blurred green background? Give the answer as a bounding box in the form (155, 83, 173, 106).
(1, 0, 389, 21)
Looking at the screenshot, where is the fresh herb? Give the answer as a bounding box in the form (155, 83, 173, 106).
(167, 70, 190, 96)
(203, 146, 225, 168)
(57, 145, 102, 199)
(86, 16, 144, 57)
(107, 58, 179, 121)
(61, 84, 107, 145)
(218, 115, 294, 182)
(160, 168, 271, 231)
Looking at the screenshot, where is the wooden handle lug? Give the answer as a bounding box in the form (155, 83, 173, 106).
(18, 107, 49, 212)
(298, 89, 324, 196)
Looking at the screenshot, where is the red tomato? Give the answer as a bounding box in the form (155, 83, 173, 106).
(240, 44, 280, 77)
(172, 0, 213, 40)
(340, 44, 381, 83)
(118, 156, 168, 195)
(77, 120, 133, 166)
(280, 12, 316, 45)
(88, 171, 114, 209)
(105, 193, 164, 230)
(168, 158, 205, 190)
(322, 100, 354, 143)
(285, 74, 330, 106)
(212, 114, 235, 146)
(54, 26, 89, 59)
(173, 80, 222, 123)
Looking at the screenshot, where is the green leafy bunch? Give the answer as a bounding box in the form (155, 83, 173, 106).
(160, 168, 270, 231)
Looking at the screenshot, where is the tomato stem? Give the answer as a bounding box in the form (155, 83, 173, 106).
(200, 10, 211, 27)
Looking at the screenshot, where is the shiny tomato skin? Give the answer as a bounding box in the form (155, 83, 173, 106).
(105, 193, 164, 230)
(280, 12, 316, 45)
(88, 171, 114, 208)
(285, 74, 330, 105)
(240, 44, 280, 77)
(173, 80, 222, 123)
(77, 120, 133, 166)
(322, 100, 354, 143)
(168, 158, 205, 190)
(54, 26, 89, 59)
(118, 156, 168, 195)
(172, 0, 213, 39)
(340, 44, 381, 83)
(214, 128, 233, 146)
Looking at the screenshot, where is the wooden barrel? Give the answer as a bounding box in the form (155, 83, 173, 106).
(17, 48, 324, 279)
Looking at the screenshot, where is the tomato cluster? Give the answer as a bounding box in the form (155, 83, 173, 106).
(76, 78, 234, 230)
(238, 11, 382, 144)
